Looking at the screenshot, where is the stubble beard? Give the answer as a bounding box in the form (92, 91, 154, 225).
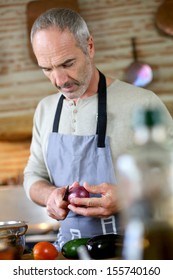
(61, 59, 93, 100)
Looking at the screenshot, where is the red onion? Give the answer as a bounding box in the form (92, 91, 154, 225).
(67, 186, 90, 205)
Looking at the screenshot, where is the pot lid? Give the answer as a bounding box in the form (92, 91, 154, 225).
(0, 221, 26, 229)
(0, 221, 28, 237)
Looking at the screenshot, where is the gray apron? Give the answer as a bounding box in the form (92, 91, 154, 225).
(47, 71, 118, 250)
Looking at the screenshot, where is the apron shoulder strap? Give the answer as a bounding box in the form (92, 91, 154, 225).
(53, 94, 65, 133)
(96, 71, 107, 148)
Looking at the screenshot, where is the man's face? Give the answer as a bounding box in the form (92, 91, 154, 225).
(32, 27, 95, 99)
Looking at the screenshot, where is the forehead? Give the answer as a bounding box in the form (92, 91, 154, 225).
(32, 27, 82, 65)
(33, 27, 78, 50)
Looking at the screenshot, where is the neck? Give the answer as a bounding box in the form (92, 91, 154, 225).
(70, 68, 99, 104)
(81, 68, 100, 99)
(77, 68, 114, 98)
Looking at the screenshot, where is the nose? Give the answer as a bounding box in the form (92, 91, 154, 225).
(51, 69, 68, 88)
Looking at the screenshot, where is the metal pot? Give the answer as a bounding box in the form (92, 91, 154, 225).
(0, 221, 28, 259)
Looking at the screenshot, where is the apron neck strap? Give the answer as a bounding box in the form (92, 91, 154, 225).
(96, 70, 107, 147)
(52, 70, 107, 148)
(53, 94, 65, 133)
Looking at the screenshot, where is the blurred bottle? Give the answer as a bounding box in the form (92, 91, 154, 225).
(115, 106, 173, 260)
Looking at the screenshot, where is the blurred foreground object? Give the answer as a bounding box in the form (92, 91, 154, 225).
(115, 107, 173, 259)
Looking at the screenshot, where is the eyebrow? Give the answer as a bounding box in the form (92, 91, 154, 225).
(38, 58, 76, 70)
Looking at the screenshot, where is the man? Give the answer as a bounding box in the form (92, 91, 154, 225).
(24, 8, 173, 250)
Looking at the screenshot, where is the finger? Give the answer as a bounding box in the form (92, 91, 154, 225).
(69, 197, 102, 207)
(68, 204, 104, 217)
(70, 181, 80, 189)
(47, 206, 57, 219)
(87, 197, 102, 208)
(83, 182, 109, 194)
(54, 208, 69, 220)
(83, 182, 100, 194)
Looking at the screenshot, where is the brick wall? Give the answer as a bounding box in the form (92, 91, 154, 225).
(1, 0, 173, 183)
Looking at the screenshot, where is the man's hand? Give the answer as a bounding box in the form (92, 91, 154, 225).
(67, 182, 120, 218)
(46, 187, 70, 220)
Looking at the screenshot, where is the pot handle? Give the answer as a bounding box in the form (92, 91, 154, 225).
(131, 37, 138, 62)
(15, 224, 28, 237)
(0, 224, 28, 238)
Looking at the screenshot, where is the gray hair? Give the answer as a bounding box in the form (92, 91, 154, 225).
(31, 8, 91, 54)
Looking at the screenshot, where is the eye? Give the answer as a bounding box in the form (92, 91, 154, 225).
(63, 60, 75, 68)
(63, 63, 73, 68)
(42, 68, 52, 73)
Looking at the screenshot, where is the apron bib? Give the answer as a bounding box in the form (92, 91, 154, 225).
(47, 71, 118, 250)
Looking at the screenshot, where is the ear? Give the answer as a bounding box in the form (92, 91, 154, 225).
(87, 36, 95, 58)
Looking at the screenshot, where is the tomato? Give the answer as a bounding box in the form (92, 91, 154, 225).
(33, 241, 59, 260)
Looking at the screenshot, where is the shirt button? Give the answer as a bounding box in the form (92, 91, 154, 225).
(72, 119, 76, 123)
(73, 109, 78, 113)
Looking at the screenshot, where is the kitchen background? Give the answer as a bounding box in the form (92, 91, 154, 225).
(1, 0, 173, 186)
